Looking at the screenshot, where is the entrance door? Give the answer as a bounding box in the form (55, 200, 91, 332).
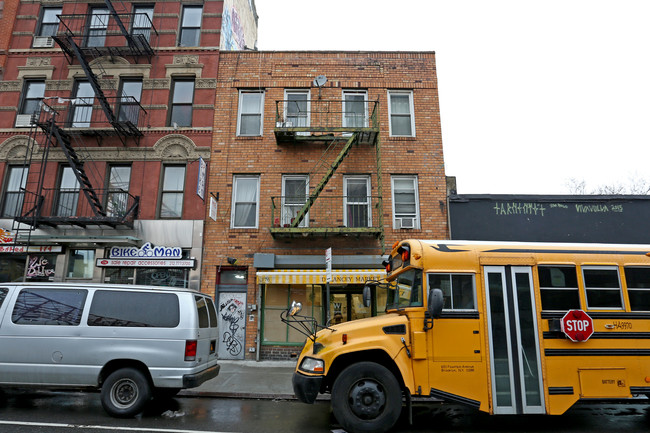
(484, 266, 545, 414)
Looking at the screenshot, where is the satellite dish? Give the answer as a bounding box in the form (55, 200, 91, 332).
(313, 75, 327, 87)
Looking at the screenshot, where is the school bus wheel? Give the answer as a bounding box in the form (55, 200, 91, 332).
(331, 361, 402, 433)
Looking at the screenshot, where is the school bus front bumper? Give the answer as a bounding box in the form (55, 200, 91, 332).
(292, 371, 323, 404)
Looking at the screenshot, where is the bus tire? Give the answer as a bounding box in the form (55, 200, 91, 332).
(331, 362, 402, 433)
(101, 367, 151, 418)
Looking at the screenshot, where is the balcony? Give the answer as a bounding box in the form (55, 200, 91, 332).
(274, 99, 380, 145)
(14, 187, 139, 228)
(53, 12, 158, 62)
(37, 97, 146, 139)
(269, 195, 383, 238)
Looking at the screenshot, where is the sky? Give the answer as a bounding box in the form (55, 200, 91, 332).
(254, 0, 650, 195)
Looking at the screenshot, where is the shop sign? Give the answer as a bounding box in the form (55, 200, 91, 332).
(0, 228, 15, 243)
(0, 245, 62, 253)
(109, 242, 182, 259)
(197, 156, 207, 200)
(26, 255, 56, 279)
(96, 258, 195, 268)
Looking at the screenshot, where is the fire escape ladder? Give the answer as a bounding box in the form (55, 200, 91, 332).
(50, 123, 106, 217)
(290, 133, 358, 228)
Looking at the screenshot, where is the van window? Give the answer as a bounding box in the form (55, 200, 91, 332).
(625, 267, 650, 311)
(88, 290, 180, 327)
(206, 296, 218, 328)
(0, 287, 8, 307)
(195, 296, 209, 328)
(12, 288, 87, 325)
(538, 266, 580, 311)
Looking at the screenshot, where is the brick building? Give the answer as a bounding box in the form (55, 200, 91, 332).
(203, 51, 448, 360)
(0, 0, 257, 286)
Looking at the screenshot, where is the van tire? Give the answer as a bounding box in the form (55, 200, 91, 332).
(331, 362, 402, 433)
(101, 368, 152, 417)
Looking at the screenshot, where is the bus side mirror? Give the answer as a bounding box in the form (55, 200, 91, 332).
(289, 300, 302, 316)
(362, 284, 374, 308)
(428, 288, 443, 319)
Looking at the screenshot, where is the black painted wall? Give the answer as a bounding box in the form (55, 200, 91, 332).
(449, 195, 650, 244)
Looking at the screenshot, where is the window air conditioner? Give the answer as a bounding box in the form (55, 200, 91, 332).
(33, 36, 55, 48)
(15, 114, 34, 128)
(396, 217, 415, 229)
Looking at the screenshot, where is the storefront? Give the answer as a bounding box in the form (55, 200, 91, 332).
(256, 267, 386, 359)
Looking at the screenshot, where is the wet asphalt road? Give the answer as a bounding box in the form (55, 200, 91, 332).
(1, 389, 650, 432)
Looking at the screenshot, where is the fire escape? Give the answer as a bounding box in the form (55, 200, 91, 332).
(270, 91, 384, 250)
(13, 0, 157, 233)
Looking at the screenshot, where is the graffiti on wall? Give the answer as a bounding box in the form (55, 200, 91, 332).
(221, 4, 245, 50)
(26, 255, 55, 280)
(217, 292, 246, 359)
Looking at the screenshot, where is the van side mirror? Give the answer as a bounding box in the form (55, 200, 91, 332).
(428, 288, 443, 319)
(362, 284, 374, 308)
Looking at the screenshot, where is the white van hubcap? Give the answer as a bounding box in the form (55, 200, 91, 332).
(111, 378, 139, 408)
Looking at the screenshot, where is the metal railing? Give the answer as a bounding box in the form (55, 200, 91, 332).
(270, 195, 383, 231)
(275, 99, 380, 131)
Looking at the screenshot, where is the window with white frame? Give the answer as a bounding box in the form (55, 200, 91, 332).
(391, 175, 420, 229)
(237, 90, 264, 136)
(284, 90, 310, 130)
(344, 176, 371, 228)
(231, 175, 260, 228)
(388, 90, 415, 137)
(342, 90, 368, 128)
(281, 175, 308, 227)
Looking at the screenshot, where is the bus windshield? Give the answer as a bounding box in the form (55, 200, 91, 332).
(386, 268, 423, 310)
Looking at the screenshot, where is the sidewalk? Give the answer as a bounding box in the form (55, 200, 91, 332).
(180, 360, 301, 400)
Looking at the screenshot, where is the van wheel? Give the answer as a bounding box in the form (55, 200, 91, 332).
(331, 362, 402, 433)
(101, 368, 152, 418)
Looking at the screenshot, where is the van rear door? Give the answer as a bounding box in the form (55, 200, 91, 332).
(195, 295, 218, 367)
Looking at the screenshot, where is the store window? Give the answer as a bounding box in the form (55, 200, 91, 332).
(67, 249, 95, 279)
(263, 284, 323, 344)
(0, 255, 27, 282)
(25, 254, 57, 281)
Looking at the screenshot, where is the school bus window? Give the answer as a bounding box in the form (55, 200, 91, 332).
(582, 266, 623, 309)
(538, 265, 580, 311)
(388, 269, 422, 309)
(625, 267, 650, 311)
(428, 273, 476, 310)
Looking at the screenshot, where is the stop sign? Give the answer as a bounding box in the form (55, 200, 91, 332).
(561, 310, 594, 342)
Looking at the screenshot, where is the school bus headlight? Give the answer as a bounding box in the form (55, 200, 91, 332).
(299, 357, 325, 374)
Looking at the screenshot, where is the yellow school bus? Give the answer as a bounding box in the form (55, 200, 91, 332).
(286, 239, 650, 433)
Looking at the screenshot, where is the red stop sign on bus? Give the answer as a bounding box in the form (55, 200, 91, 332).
(561, 310, 594, 342)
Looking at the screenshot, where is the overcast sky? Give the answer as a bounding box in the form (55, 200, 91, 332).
(254, 0, 650, 195)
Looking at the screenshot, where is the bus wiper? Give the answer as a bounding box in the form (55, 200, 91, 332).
(281, 304, 333, 343)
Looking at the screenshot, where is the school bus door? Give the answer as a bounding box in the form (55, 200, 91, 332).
(484, 266, 545, 414)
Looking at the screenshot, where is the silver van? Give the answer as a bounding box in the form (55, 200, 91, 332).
(0, 282, 220, 417)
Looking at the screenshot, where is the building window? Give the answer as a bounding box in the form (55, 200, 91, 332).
(344, 176, 371, 228)
(54, 166, 79, 217)
(178, 5, 202, 47)
(391, 175, 420, 229)
(2, 166, 28, 218)
(132, 5, 154, 43)
(625, 267, 650, 311)
(284, 89, 310, 130)
(106, 165, 131, 217)
(169, 78, 194, 127)
(583, 266, 623, 310)
(342, 90, 368, 128)
(19, 80, 45, 116)
(237, 90, 264, 136)
(70, 81, 94, 127)
(37, 7, 62, 37)
(281, 175, 308, 227)
(538, 266, 580, 311)
(117, 79, 143, 125)
(67, 249, 95, 279)
(86, 8, 109, 47)
(231, 175, 260, 228)
(428, 273, 477, 311)
(388, 90, 415, 137)
(159, 165, 185, 218)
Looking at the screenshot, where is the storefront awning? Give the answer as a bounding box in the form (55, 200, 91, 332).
(256, 269, 386, 285)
